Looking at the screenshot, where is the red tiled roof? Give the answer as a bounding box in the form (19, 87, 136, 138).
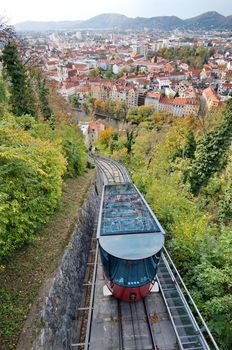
(62, 82, 76, 89)
(159, 97, 199, 106)
(203, 87, 220, 102)
(146, 92, 161, 99)
(88, 120, 104, 132)
(222, 83, 232, 88)
(91, 85, 101, 91)
(75, 64, 88, 71)
(76, 86, 90, 92)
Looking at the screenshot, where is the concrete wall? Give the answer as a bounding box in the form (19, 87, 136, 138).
(32, 175, 101, 350)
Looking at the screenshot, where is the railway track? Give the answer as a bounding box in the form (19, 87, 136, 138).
(95, 156, 130, 184)
(72, 156, 220, 350)
(117, 298, 159, 350)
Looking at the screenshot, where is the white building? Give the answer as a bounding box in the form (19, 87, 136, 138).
(157, 78, 171, 90)
(57, 65, 68, 82)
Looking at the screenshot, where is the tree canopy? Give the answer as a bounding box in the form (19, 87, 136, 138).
(0, 40, 87, 260)
(1, 42, 36, 117)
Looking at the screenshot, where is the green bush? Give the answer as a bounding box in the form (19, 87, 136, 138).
(58, 124, 87, 177)
(30, 121, 87, 178)
(0, 127, 66, 260)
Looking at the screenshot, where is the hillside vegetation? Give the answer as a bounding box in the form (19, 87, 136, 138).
(156, 46, 215, 69)
(96, 104, 232, 350)
(0, 40, 87, 261)
(0, 31, 89, 349)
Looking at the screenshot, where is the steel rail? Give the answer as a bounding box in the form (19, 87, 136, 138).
(142, 298, 159, 350)
(95, 163, 107, 184)
(119, 299, 159, 350)
(109, 158, 131, 182)
(96, 159, 121, 183)
(133, 303, 143, 350)
(96, 167, 104, 190)
(117, 299, 124, 350)
(129, 302, 139, 349)
(97, 156, 131, 183)
(98, 158, 125, 183)
(96, 162, 112, 184)
(95, 156, 124, 181)
(101, 157, 129, 182)
(100, 160, 121, 183)
(95, 159, 116, 183)
(109, 159, 130, 183)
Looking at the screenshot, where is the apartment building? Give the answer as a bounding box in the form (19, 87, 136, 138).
(145, 93, 200, 117)
(202, 87, 221, 111)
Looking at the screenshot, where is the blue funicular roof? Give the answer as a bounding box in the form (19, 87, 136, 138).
(98, 183, 165, 260)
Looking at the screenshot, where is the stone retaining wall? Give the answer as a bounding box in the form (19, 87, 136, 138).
(32, 175, 101, 350)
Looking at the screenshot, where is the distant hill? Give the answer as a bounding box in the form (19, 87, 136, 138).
(185, 11, 229, 29)
(146, 16, 184, 30)
(78, 13, 131, 29)
(77, 13, 184, 30)
(14, 12, 232, 32)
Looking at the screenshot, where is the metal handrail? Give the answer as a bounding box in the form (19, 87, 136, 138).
(163, 246, 220, 350)
(84, 241, 99, 350)
(161, 254, 210, 350)
(157, 275, 185, 350)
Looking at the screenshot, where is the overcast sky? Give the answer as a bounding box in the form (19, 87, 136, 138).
(1, 0, 232, 24)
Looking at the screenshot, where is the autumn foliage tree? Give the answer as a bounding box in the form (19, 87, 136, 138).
(98, 127, 113, 147)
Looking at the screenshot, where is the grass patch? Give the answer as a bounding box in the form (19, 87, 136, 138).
(0, 170, 94, 350)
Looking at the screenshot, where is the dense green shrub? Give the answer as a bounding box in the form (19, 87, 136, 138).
(16, 117, 87, 178)
(189, 99, 232, 195)
(0, 127, 66, 259)
(0, 39, 87, 261)
(57, 124, 87, 177)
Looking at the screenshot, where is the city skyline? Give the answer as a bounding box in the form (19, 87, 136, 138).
(1, 0, 232, 25)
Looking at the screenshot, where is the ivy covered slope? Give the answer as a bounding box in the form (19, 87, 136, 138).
(0, 42, 87, 261)
(96, 102, 232, 349)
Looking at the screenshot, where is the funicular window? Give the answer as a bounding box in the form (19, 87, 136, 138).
(110, 253, 161, 287)
(100, 247, 163, 287)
